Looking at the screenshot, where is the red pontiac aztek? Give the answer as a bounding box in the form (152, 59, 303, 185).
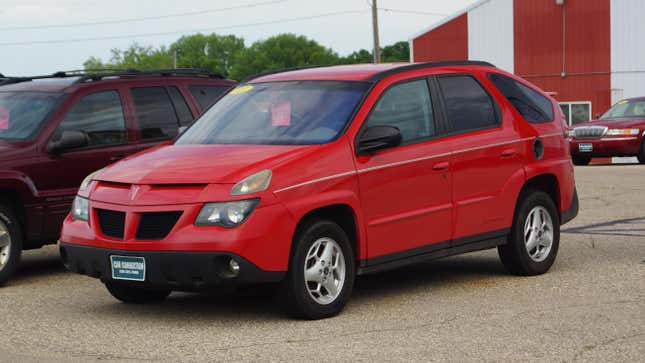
(569, 97, 645, 165)
(60, 62, 578, 319)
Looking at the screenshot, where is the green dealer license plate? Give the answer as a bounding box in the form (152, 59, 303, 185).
(110, 255, 146, 282)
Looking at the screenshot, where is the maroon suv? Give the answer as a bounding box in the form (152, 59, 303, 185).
(0, 69, 236, 284)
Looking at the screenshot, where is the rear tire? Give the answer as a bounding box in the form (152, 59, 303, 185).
(0, 201, 23, 286)
(281, 219, 355, 320)
(572, 155, 591, 166)
(498, 191, 560, 276)
(104, 282, 171, 304)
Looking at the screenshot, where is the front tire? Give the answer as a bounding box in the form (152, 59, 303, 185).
(0, 201, 23, 286)
(104, 282, 171, 304)
(572, 155, 591, 166)
(498, 191, 560, 276)
(638, 141, 645, 164)
(282, 220, 355, 320)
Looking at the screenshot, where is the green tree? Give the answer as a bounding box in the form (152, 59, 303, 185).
(339, 49, 373, 64)
(229, 34, 340, 80)
(170, 33, 245, 76)
(381, 41, 410, 62)
(83, 43, 172, 71)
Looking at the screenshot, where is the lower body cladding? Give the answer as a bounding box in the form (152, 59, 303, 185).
(59, 243, 285, 291)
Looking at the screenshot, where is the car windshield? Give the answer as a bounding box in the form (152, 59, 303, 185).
(600, 99, 645, 119)
(0, 91, 61, 140)
(176, 81, 370, 145)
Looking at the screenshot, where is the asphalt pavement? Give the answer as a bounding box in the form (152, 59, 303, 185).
(1, 164, 643, 362)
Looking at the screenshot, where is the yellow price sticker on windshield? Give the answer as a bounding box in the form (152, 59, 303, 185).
(617, 99, 628, 104)
(230, 85, 254, 95)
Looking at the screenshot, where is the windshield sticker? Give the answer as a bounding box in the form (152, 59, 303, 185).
(230, 85, 254, 95)
(271, 102, 291, 126)
(0, 108, 9, 130)
(617, 100, 629, 105)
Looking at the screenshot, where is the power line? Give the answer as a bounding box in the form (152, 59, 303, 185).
(379, 8, 448, 17)
(0, 0, 287, 31)
(0, 10, 368, 46)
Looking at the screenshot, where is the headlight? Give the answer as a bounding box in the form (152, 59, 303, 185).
(72, 196, 89, 221)
(606, 128, 639, 136)
(230, 170, 272, 196)
(567, 129, 575, 138)
(195, 199, 259, 228)
(79, 169, 103, 192)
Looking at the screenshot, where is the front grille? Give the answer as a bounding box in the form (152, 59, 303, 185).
(96, 209, 126, 239)
(136, 211, 183, 240)
(573, 126, 607, 139)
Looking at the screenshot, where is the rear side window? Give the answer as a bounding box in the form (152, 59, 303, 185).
(131, 87, 180, 140)
(438, 75, 498, 133)
(53, 90, 126, 147)
(366, 79, 435, 143)
(189, 85, 230, 109)
(167, 86, 194, 126)
(488, 73, 554, 123)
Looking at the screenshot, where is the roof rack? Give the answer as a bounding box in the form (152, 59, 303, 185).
(242, 61, 496, 84)
(0, 68, 225, 86)
(367, 60, 496, 82)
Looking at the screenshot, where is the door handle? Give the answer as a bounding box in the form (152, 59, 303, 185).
(432, 161, 450, 171)
(500, 148, 516, 158)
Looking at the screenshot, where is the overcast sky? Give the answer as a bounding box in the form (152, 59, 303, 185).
(0, 0, 477, 75)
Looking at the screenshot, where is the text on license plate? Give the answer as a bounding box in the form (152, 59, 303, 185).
(110, 255, 146, 281)
(579, 143, 593, 152)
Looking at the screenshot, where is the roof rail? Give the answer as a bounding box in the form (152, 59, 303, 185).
(0, 68, 225, 86)
(367, 60, 496, 82)
(241, 61, 496, 84)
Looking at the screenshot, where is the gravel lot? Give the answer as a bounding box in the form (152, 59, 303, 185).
(1, 165, 643, 362)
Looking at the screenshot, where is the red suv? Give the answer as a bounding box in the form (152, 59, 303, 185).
(569, 97, 645, 165)
(59, 62, 578, 319)
(0, 69, 236, 285)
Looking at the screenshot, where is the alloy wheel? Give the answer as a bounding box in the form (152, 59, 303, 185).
(303, 237, 346, 305)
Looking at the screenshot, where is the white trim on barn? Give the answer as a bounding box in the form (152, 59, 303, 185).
(467, 0, 514, 72)
(408, 0, 491, 41)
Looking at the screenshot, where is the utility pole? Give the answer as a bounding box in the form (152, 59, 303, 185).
(173, 50, 178, 69)
(371, 0, 381, 63)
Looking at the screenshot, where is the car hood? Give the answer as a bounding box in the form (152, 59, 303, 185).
(96, 144, 317, 185)
(574, 118, 645, 129)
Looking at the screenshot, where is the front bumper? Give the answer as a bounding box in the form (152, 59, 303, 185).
(569, 136, 642, 157)
(60, 243, 285, 291)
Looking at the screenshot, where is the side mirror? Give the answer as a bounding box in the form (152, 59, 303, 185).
(48, 130, 89, 153)
(358, 125, 402, 154)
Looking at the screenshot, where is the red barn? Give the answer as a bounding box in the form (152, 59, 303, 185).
(409, 0, 645, 126)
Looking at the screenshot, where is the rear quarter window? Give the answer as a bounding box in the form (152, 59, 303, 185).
(437, 75, 499, 133)
(488, 73, 554, 123)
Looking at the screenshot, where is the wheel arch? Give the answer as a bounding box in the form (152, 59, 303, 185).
(515, 173, 560, 221)
(291, 204, 360, 261)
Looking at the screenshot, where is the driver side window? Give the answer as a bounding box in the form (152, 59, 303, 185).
(52, 90, 127, 147)
(366, 79, 435, 144)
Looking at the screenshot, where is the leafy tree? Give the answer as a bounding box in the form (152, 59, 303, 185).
(83, 43, 172, 71)
(381, 41, 410, 62)
(83, 34, 409, 80)
(339, 49, 373, 64)
(170, 33, 245, 76)
(229, 34, 340, 80)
